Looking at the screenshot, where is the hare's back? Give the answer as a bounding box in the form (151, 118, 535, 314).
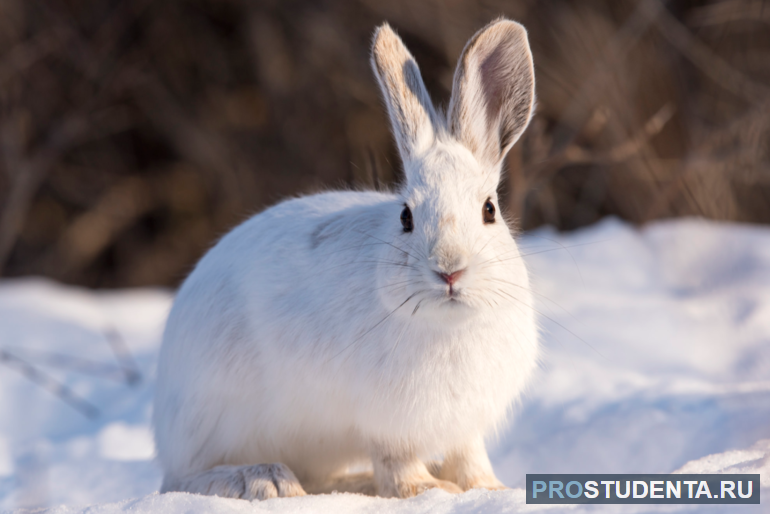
(220, 189, 397, 263)
(173, 190, 398, 319)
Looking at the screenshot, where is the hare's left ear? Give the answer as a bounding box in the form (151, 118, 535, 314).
(448, 19, 535, 168)
(371, 23, 438, 170)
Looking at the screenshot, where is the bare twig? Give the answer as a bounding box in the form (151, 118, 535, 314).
(104, 328, 142, 386)
(47, 175, 156, 277)
(0, 29, 68, 87)
(549, 0, 667, 154)
(561, 103, 676, 165)
(688, 0, 770, 27)
(643, 100, 770, 220)
(642, 0, 770, 104)
(2, 348, 134, 382)
(0, 116, 91, 274)
(0, 349, 99, 418)
(529, 103, 676, 183)
(135, 79, 262, 224)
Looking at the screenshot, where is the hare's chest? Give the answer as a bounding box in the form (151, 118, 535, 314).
(354, 327, 525, 446)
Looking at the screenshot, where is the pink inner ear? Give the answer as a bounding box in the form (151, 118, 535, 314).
(479, 43, 509, 130)
(479, 38, 530, 155)
(448, 20, 534, 164)
(469, 26, 533, 159)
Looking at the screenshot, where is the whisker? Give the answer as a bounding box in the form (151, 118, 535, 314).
(478, 239, 609, 270)
(314, 259, 418, 275)
(387, 308, 415, 361)
(342, 280, 414, 304)
(354, 260, 416, 269)
(372, 279, 413, 292)
(323, 241, 406, 256)
(475, 246, 525, 268)
(330, 291, 424, 360)
(478, 242, 599, 268)
(520, 234, 590, 285)
(352, 230, 427, 262)
(489, 289, 538, 358)
(479, 277, 582, 325)
(488, 287, 607, 360)
(472, 234, 496, 261)
(392, 233, 428, 261)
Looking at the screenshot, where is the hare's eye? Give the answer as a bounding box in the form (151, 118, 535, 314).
(483, 199, 496, 224)
(400, 205, 413, 233)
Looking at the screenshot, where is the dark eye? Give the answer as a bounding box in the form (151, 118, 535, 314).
(401, 205, 413, 232)
(483, 199, 496, 224)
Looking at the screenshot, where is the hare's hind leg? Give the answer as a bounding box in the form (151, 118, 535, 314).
(371, 447, 462, 498)
(438, 437, 506, 491)
(304, 457, 449, 497)
(305, 458, 449, 497)
(163, 463, 307, 500)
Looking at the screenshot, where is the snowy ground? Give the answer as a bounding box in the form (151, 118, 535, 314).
(0, 217, 768, 513)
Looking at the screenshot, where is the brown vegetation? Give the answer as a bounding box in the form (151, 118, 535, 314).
(0, 0, 768, 288)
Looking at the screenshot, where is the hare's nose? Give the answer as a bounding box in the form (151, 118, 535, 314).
(436, 269, 465, 286)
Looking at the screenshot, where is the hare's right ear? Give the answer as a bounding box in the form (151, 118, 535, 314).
(371, 24, 437, 168)
(448, 19, 535, 169)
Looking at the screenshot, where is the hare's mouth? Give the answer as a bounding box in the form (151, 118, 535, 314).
(411, 290, 475, 321)
(439, 294, 475, 316)
(443, 290, 468, 306)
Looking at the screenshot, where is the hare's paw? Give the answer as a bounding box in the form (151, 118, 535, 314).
(458, 475, 507, 492)
(372, 452, 463, 498)
(424, 459, 503, 493)
(241, 463, 307, 500)
(175, 463, 306, 500)
(439, 437, 508, 492)
(398, 477, 463, 498)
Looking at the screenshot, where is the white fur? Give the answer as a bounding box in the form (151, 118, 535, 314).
(154, 19, 538, 499)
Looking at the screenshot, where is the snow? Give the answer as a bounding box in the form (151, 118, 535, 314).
(0, 217, 768, 513)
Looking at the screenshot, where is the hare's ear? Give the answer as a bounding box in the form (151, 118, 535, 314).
(371, 24, 437, 167)
(448, 19, 535, 168)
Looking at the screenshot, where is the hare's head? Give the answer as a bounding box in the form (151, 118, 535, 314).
(371, 19, 535, 321)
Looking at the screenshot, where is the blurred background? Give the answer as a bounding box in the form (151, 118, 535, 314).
(0, 0, 768, 288)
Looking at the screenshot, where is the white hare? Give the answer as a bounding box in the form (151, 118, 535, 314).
(153, 18, 538, 500)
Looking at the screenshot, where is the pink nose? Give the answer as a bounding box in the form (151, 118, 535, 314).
(437, 269, 465, 286)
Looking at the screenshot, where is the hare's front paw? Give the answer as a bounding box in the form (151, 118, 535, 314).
(242, 463, 307, 500)
(439, 437, 509, 492)
(398, 477, 463, 498)
(459, 475, 507, 492)
(176, 463, 306, 500)
(372, 452, 463, 498)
